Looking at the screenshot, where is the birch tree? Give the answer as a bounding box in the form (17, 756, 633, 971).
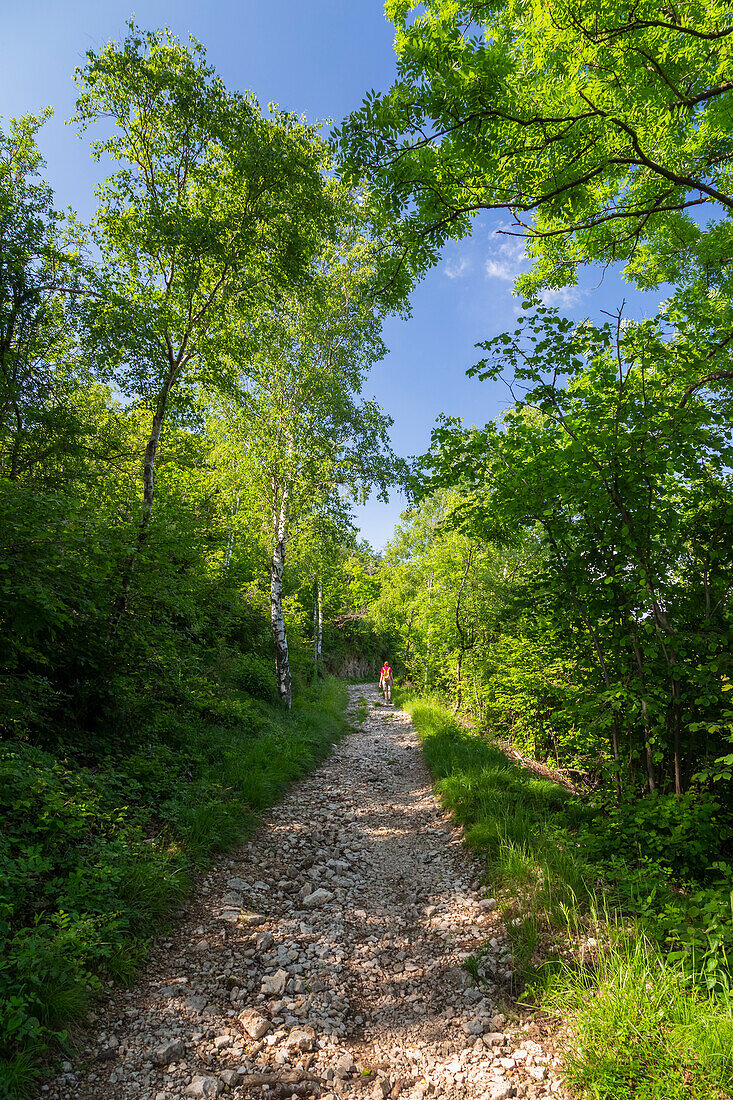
(74, 24, 333, 610)
(215, 198, 404, 706)
(291, 505, 356, 676)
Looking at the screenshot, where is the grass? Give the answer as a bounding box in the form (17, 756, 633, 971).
(543, 934, 733, 1100)
(0, 675, 348, 1099)
(400, 690, 733, 1100)
(353, 696, 370, 724)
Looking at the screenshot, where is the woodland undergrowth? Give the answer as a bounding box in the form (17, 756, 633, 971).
(403, 691, 733, 1100)
(0, 665, 348, 1099)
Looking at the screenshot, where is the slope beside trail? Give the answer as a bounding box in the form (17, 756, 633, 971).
(50, 684, 567, 1100)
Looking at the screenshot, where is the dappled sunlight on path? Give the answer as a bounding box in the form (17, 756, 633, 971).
(51, 685, 566, 1100)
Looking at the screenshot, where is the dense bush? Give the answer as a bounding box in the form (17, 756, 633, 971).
(404, 691, 733, 1099)
(229, 653, 280, 704)
(0, 671, 348, 1094)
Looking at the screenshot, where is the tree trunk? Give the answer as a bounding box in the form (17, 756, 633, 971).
(610, 718, 621, 802)
(671, 674, 682, 797)
(270, 486, 291, 709)
(402, 607, 414, 684)
(453, 650, 463, 714)
(116, 360, 179, 616)
(452, 548, 473, 715)
(630, 629, 656, 792)
(424, 572, 434, 690)
(313, 575, 323, 678)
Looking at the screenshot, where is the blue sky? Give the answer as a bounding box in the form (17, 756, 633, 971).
(3, 1, 666, 548)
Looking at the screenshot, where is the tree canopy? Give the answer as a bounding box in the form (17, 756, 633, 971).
(337, 0, 733, 292)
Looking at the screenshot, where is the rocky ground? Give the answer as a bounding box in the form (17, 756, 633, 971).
(48, 685, 568, 1100)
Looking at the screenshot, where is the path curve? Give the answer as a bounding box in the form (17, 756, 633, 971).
(50, 685, 566, 1100)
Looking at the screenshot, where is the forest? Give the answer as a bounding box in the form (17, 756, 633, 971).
(3, 2, 733, 1097)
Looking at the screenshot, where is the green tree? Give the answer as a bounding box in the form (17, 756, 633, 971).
(0, 112, 86, 484)
(211, 199, 403, 707)
(423, 304, 733, 794)
(74, 24, 334, 608)
(338, 0, 733, 292)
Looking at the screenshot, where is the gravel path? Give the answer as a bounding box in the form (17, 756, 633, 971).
(50, 685, 567, 1100)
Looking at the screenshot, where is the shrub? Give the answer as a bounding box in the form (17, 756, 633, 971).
(229, 654, 279, 705)
(0, 676, 348, 1096)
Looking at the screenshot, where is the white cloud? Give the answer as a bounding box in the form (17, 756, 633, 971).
(539, 286, 583, 307)
(443, 254, 471, 279)
(484, 224, 528, 284)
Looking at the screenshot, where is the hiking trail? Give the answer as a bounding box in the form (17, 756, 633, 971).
(50, 684, 567, 1100)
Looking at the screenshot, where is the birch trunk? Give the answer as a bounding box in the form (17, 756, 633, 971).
(270, 486, 291, 709)
(313, 576, 323, 677)
(402, 608, 414, 685)
(140, 405, 166, 532)
(424, 572, 434, 690)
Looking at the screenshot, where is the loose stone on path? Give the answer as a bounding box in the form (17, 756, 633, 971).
(50, 684, 567, 1100)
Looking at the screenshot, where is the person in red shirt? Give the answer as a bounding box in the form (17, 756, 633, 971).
(379, 661, 394, 703)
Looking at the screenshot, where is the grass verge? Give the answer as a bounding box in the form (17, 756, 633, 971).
(400, 690, 733, 1100)
(0, 675, 348, 1099)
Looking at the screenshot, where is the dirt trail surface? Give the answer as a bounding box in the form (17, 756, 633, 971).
(50, 686, 566, 1100)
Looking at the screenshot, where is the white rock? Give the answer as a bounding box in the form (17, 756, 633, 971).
(261, 969, 288, 996)
(185, 1076, 223, 1098)
(335, 1051, 356, 1078)
(303, 888, 334, 908)
(238, 1009, 270, 1039)
(285, 1027, 316, 1052)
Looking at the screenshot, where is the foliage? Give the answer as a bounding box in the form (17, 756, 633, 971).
(0, 111, 85, 485)
(418, 302, 733, 796)
(338, 0, 733, 294)
(73, 22, 337, 625)
(0, 672, 348, 1091)
(405, 692, 733, 1097)
(75, 23, 333, 410)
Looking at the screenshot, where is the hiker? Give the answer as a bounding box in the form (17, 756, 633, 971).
(379, 660, 394, 703)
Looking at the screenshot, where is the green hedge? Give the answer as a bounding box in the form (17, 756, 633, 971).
(0, 676, 348, 1097)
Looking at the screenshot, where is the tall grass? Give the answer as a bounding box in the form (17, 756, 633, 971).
(402, 691, 733, 1100)
(543, 935, 733, 1100)
(1, 676, 349, 1099)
